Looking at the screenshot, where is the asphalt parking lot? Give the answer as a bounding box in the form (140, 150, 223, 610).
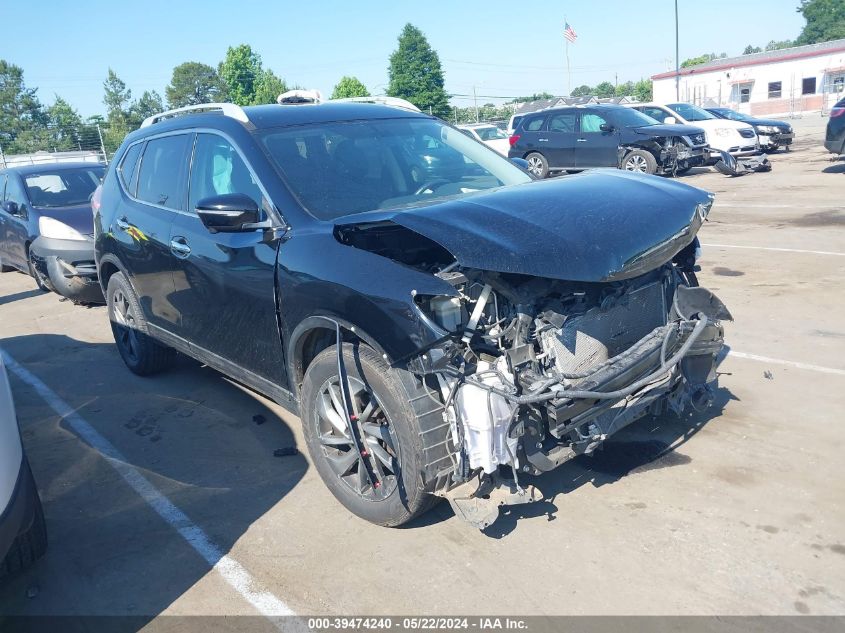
(1, 116, 843, 622)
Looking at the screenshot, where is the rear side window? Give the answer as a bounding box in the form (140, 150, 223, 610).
(548, 112, 577, 132)
(136, 134, 190, 210)
(119, 143, 143, 194)
(525, 117, 545, 131)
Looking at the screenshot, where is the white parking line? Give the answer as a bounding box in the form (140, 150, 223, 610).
(702, 243, 845, 257)
(729, 350, 845, 376)
(1, 350, 301, 628)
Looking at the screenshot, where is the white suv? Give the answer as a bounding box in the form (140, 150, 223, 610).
(0, 355, 47, 580)
(629, 102, 759, 161)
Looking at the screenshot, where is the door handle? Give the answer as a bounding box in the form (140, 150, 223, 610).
(576, 138, 587, 142)
(116, 217, 130, 230)
(170, 237, 191, 257)
(538, 138, 549, 142)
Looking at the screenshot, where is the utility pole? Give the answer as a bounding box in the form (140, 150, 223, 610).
(473, 86, 479, 123)
(675, 0, 680, 101)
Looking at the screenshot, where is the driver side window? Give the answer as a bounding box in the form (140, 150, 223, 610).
(580, 113, 608, 133)
(189, 134, 265, 213)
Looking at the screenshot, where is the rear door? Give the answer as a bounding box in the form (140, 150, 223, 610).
(169, 131, 285, 384)
(543, 110, 579, 168)
(575, 110, 619, 167)
(114, 133, 190, 330)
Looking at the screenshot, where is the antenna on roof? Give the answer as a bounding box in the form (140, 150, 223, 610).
(276, 89, 323, 104)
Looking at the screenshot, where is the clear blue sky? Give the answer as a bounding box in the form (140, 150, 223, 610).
(6, 0, 804, 117)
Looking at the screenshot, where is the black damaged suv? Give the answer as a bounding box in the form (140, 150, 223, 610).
(95, 101, 729, 529)
(508, 104, 709, 178)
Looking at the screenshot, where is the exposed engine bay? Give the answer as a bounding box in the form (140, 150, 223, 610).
(405, 261, 730, 529)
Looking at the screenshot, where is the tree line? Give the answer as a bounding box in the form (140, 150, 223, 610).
(3, 22, 656, 157)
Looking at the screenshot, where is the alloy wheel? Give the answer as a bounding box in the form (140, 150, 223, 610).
(111, 288, 140, 364)
(527, 156, 544, 176)
(624, 155, 649, 172)
(315, 375, 399, 501)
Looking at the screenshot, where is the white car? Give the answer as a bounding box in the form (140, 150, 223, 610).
(628, 102, 759, 161)
(457, 124, 511, 155)
(0, 355, 46, 580)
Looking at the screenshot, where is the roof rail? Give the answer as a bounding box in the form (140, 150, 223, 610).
(330, 96, 421, 112)
(140, 103, 250, 128)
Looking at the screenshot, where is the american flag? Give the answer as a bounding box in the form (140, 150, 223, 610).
(564, 22, 578, 43)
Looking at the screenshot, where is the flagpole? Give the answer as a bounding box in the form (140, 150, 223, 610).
(566, 39, 571, 95)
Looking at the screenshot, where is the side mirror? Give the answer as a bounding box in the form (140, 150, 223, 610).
(663, 116, 677, 125)
(599, 123, 614, 132)
(195, 193, 261, 233)
(2, 200, 19, 216)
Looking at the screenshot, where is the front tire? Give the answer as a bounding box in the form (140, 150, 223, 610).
(525, 152, 549, 178)
(301, 342, 440, 527)
(622, 149, 658, 174)
(106, 272, 175, 376)
(28, 250, 50, 292)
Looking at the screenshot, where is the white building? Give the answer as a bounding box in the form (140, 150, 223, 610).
(652, 39, 845, 116)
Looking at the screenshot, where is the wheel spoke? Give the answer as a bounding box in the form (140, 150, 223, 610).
(319, 391, 349, 434)
(318, 433, 351, 447)
(361, 421, 392, 448)
(355, 458, 368, 493)
(367, 438, 395, 471)
(325, 449, 358, 477)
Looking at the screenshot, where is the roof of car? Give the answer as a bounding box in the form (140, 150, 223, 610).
(1, 162, 105, 176)
(522, 103, 631, 117)
(138, 102, 431, 135)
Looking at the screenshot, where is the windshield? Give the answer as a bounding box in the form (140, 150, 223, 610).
(609, 108, 661, 127)
(713, 108, 749, 122)
(24, 167, 104, 208)
(474, 126, 508, 141)
(260, 118, 531, 221)
(667, 103, 717, 121)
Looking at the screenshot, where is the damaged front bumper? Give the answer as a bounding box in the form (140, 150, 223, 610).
(30, 235, 105, 304)
(419, 284, 730, 529)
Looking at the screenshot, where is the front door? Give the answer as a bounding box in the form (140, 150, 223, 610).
(2, 174, 32, 269)
(170, 132, 286, 385)
(575, 111, 619, 168)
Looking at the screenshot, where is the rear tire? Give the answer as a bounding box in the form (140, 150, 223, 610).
(0, 462, 47, 580)
(525, 152, 549, 178)
(106, 272, 175, 376)
(300, 342, 441, 527)
(622, 149, 657, 175)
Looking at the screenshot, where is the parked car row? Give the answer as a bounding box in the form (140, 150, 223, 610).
(824, 96, 845, 156)
(505, 100, 798, 180)
(1, 98, 730, 534)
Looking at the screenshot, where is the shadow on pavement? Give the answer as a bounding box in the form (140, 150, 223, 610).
(0, 333, 306, 622)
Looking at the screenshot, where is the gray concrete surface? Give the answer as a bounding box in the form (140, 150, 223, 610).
(0, 123, 843, 621)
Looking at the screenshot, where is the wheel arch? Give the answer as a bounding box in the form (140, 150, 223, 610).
(288, 316, 393, 398)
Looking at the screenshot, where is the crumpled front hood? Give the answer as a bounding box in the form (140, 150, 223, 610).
(334, 170, 712, 282)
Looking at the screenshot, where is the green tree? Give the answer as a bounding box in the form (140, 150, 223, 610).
(46, 96, 83, 151)
(331, 76, 371, 100)
(570, 85, 593, 97)
(129, 90, 164, 126)
(166, 62, 226, 108)
(765, 39, 794, 51)
(511, 92, 555, 103)
(615, 81, 635, 97)
(0, 60, 48, 154)
(743, 44, 763, 54)
(633, 79, 653, 102)
(681, 53, 715, 68)
(220, 44, 263, 106)
(251, 69, 288, 104)
(796, 0, 845, 45)
(103, 68, 131, 123)
(387, 24, 450, 117)
(594, 81, 615, 98)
